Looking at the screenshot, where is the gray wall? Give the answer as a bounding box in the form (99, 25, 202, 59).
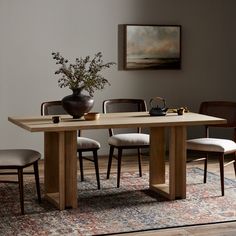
(0, 0, 236, 155)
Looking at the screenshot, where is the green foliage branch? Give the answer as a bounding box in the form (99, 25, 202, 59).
(52, 52, 115, 96)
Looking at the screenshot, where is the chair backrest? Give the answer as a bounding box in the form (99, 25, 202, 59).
(41, 101, 67, 116)
(103, 98, 147, 136)
(199, 101, 236, 139)
(41, 100, 82, 136)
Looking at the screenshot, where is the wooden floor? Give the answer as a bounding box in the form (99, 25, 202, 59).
(4, 154, 236, 236)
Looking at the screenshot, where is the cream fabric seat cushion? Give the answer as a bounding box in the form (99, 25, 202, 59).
(187, 138, 236, 153)
(0, 149, 41, 167)
(108, 133, 149, 147)
(77, 137, 101, 150)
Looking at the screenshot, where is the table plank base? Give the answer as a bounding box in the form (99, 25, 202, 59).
(149, 126, 186, 200)
(44, 131, 78, 210)
(150, 184, 175, 200)
(44, 193, 60, 209)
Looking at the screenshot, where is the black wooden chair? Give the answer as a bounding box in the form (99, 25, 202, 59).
(0, 149, 41, 214)
(187, 101, 236, 196)
(103, 98, 149, 187)
(41, 101, 101, 189)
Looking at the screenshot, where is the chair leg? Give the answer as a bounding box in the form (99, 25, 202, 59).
(203, 156, 208, 183)
(18, 168, 24, 215)
(33, 161, 41, 203)
(93, 150, 100, 190)
(219, 154, 225, 196)
(107, 146, 114, 179)
(78, 151, 84, 182)
(137, 148, 142, 177)
(117, 148, 122, 188)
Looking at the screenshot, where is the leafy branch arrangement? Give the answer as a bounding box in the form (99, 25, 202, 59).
(52, 52, 115, 96)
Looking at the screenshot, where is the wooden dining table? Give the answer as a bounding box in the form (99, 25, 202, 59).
(8, 111, 226, 210)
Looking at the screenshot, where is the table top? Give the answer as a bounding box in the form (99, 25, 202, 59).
(8, 112, 226, 133)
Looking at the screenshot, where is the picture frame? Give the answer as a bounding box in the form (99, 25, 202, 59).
(119, 24, 181, 70)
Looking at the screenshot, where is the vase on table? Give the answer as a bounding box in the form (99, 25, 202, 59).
(62, 87, 94, 119)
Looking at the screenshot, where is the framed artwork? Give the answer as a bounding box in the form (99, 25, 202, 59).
(120, 24, 181, 70)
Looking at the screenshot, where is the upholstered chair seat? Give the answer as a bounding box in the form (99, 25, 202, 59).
(108, 133, 149, 147)
(77, 137, 101, 149)
(187, 138, 236, 153)
(0, 149, 40, 167)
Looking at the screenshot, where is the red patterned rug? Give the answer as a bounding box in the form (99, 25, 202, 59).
(0, 167, 236, 235)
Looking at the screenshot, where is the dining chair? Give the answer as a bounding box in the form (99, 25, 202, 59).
(41, 101, 101, 189)
(103, 98, 149, 188)
(0, 149, 41, 214)
(187, 101, 236, 196)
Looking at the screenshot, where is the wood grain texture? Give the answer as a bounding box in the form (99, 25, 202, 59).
(44, 131, 77, 210)
(149, 127, 165, 185)
(174, 126, 187, 199)
(64, 130, 77, 208)
(8, 112, 226, 132)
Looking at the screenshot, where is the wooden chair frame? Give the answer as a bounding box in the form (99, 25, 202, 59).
(187, 101, 236, 196)
(0, 159, 41, 214)
(103, 98, 149, 187)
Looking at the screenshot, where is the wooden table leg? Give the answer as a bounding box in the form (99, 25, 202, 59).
(44, 130, 77, 210)
(168, 127, 176, 199)
(174, 126, 186, 199)
(64, 131, 78, 208)
(149, 126, 187, 200)
(149, 127, 167, 195)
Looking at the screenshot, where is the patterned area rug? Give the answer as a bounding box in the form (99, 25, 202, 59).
(0, 167, 236, 236)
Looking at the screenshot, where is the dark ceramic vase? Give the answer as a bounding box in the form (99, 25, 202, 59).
(62, 88, 94, 119)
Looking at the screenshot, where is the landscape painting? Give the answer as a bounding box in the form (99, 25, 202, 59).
(124, 25, 181, 70)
